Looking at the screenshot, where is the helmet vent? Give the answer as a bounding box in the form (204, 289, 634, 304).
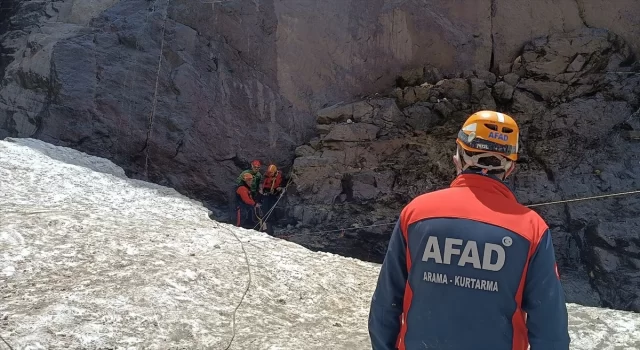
(502, 127, 514, 133)
(484, 123, 498, 131)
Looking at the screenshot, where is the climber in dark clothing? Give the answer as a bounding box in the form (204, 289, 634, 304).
(235, 172, 261, 229)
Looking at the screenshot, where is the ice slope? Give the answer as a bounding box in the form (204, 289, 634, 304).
(0, 138, 639, 350)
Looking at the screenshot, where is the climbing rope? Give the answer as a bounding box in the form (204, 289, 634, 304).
(525, 189, 640, 207)
(220, 170, 294, 348)
(253, 205, 266, 231)
(257, 190, 286, 225)
(216, 221, 253, 350)
(143, 0, 170, 178)
(251, 169, 296, 231)
(0, 334, 14, 350)
(273, 188, 640, 237)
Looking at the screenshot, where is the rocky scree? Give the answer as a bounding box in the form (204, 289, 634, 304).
(284, 28, 640, 313)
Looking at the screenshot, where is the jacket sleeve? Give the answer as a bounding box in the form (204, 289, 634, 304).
(368, 220, 408, 350)
(522, 229, 570, 350)
(236, 186, 256, 206)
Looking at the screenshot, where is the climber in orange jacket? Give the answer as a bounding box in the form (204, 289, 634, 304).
(261, 164, 284, 203)
(235, 172, 261, 229)
(260, 164, 285, 235)
(262, 164, 283, 195)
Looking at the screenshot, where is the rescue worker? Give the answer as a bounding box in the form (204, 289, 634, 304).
(235, 172, 261, 229)
(236, 160, 263, 198)
(368, 111, 570, 350)
(261, 164, 284, 211)
(260, 164, 284, 234)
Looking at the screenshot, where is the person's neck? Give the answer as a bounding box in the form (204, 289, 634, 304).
(460, 168, 505, 182)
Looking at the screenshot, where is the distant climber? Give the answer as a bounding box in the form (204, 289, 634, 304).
(368, 111, 570, 350)
(235, 172, 261, 229)
(260, 164, 285, 234)
(261, 164, 284, 209)
(236, 159, 263, 198)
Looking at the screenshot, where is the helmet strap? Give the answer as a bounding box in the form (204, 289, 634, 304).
(454, 145, 514, 179)
(453, 151, 463, 175)
(504, 161, 516, 179)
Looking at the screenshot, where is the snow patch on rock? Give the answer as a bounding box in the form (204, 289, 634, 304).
(0, 138, 639, 349)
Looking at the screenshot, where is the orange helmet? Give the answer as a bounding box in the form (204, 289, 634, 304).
(242, 173, 254, 182)
(266, 164, 277, 175)
(456, 110, 519, 161)
(251, 160, 261, 167)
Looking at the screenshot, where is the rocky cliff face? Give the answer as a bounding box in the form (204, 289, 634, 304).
(1, 0, 640, 313)
(0, 0, 307, 211)
(2, 0, 640, 215)
(286, 28, 640, 312)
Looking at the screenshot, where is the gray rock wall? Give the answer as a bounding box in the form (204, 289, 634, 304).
(2, 0, 640, 212)
(286, 28, 640, 312)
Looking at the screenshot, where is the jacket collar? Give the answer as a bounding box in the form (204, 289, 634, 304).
(450, 171, 516, 201)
